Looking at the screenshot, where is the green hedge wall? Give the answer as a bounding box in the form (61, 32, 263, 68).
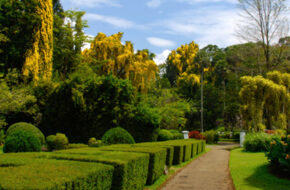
(0, 153, 113, 190)
(98, 145, 167, 185)
(134, 143, 174, 167)
(52, 149, 149, 190)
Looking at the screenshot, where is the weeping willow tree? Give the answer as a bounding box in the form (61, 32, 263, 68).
(22, 0, 53, 81)
(82, 32, 158, 92)
(240, 71, 289, 131)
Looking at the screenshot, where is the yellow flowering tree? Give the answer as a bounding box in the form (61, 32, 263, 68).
(82, 32, 158, 92)
(166, 41, 199, 86)
(22, 0, 53, 81)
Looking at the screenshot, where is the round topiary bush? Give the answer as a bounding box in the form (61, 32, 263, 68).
(102, 127, 135, 145)
(3, 130, 41, 153)
(169, 130, 184, 140)
(157, 129, 173, 141)
(46, 133, 69, 151)
(6, 122, 45, 144)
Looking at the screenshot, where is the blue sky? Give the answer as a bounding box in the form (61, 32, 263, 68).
(60, 0, 245, 64)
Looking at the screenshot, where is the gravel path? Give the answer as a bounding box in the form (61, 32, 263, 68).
(160, 144, 238, 190)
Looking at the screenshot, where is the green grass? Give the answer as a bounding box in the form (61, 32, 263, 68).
(0, 146, 3, 154)
(144, 147, 211, 190)
(230, 148, 290, 190)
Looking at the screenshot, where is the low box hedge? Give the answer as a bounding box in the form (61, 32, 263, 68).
(98, 145, 167, 185)
(134, 143, 174, 167)
(0, 153, 113, 190)
(52, 149, 149, 190)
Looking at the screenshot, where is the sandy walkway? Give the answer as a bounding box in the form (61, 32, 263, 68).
(160, 144, 238, 190)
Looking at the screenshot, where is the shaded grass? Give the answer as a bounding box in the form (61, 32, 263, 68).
(0, 146, 2, 154)
(144, 147, 211, 190)
(230, 148, 290, 190)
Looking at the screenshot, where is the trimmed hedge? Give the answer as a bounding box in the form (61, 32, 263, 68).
(53, 148, 149, 190)
(6, 122, 45, 144)
(135, 142, 174, 167)
(99, 145, 167, 185)
(3, 130, 41, 153)
(0, 153, 113, 190)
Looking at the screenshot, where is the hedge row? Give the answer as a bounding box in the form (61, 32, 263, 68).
(53, 149, 149, 190)
(0, 153, 113, 190)
(98, 145, 167, 185)
(0, 139, 206, 190)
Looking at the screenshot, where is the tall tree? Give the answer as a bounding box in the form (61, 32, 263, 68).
(22, 0, 53, 81)
(237, 0, 289, 71)
(0, 0, 41, 76)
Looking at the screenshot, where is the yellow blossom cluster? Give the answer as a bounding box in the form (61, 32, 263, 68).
(82, 32, 158, 92)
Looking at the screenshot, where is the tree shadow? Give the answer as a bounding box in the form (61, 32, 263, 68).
(245, 164, 290, 190)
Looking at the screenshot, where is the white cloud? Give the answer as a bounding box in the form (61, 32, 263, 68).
(156, 6, 240, 47)
(85, 13, 134, 29)
(147, 37, 176, 47)
(154, 49, 171, 65)
(147, 0, 163, 8)
(65, 0, 121, 8)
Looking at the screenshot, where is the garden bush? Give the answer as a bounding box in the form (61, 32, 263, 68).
(202, 130, 218, 144)
(67, 143, 88, 149)
(6, 122, 45, 144)
(244, 133, 280, 152)
(3, 130, 41, 153)
(53, 148, 149, 190)
(46, 133, 69, 151)
(157, 129, 173, 141)
(0, 153, 114, 190)
(189, 131, 204, 140)
(266, 135, 290, 174)
(99, 144, 166, 185)
(0, 130, 5, 145)
(169, 130, 184, 140)
(102, 127, 135, 145)
(88, 137, 97, 146)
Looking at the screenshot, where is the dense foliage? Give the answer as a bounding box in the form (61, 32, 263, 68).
(6, 122, 45, 144)
(46, 133, 69, 151)
(243, 133, 280, 152)
(3, 130, 41, 153)
(102, 127, 135, 145)
(157, 129, 173, 141)
(266, 135, 290, 174)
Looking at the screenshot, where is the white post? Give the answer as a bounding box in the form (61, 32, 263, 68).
(240, 131, 246, 147)
(182, 131, 189, 139)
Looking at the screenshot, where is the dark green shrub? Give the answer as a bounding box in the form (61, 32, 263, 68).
(46, 133, 69, 151)
(169, 130, 184, 139)
(99, 145, 166, 185)
(53, 148, 149, 190)
(0, 130, 5, 145)
(40, 74, 136, 143)
(124, 103, 160, 142)
(6, 122, 45, 144)
(157, 129, 173, 141)
(244, 133, 280, 152)
(3, 130, 41, 153)
(0, 154, 114, 190)
(88, 137, 97, 146)
(203, 130, 218, 144)
(102, 127, 135, 145)
(266, 135, 290, 173)
(46, 135, 56, 151)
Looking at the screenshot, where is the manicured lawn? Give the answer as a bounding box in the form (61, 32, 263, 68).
(145, 147, 211, 190)
(230, 148, 290, 190)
